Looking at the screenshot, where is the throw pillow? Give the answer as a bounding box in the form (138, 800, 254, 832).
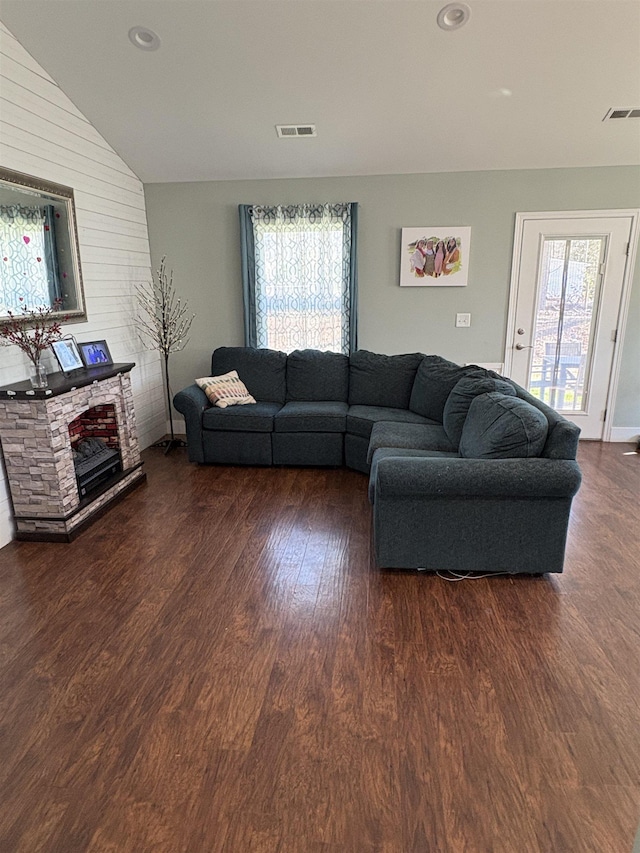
(459, 392, 549, 459)
(196, 370, 256, 408)
(443, 376, 516, 446)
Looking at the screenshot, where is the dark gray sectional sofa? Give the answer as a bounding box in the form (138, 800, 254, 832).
(174, 346, 582, 574)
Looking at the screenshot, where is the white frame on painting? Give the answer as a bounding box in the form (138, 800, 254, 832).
(399, 226, 471, 287)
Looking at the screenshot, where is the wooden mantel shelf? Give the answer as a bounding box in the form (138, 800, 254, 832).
(0, 363, 135, 400)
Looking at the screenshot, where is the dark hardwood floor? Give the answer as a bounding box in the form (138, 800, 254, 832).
(0, 441, 638, 852)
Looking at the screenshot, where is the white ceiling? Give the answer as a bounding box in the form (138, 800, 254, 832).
(1, 0, 639, 184)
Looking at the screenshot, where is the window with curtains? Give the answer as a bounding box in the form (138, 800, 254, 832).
(0, 204, 61, 315)
(239, 203, 358, 354)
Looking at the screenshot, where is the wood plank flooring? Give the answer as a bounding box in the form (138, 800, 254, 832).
(0, 442, 638, 852)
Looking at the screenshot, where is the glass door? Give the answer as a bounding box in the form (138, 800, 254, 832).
(527, 236, 606, 413)
(507, 213, 635, 439)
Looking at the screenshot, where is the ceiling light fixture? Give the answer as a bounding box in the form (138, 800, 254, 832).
(437, 3, 471, 30)
(128, 26, 161, 51)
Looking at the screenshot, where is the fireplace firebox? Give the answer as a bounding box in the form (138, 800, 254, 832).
(69, 404, 123, 498)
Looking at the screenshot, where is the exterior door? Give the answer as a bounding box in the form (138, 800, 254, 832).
(505, 211, 637, 440)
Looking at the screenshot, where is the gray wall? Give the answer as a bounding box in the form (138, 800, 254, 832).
(144, 165, 640, 427)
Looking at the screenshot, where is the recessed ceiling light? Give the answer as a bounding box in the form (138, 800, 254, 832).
(128, 26, 161, 51)
(437, 3, 472, 30)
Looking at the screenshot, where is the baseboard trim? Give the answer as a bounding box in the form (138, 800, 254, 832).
(609, 427, 640, 443)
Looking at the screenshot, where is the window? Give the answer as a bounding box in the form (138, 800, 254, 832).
(0, 205, 59, 315)
(239, 203, 358, 354)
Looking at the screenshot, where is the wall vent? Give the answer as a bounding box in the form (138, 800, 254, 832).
(275, 124, 317, 138)
(602, 108, 640, 121)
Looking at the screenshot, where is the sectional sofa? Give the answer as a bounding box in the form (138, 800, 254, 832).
(174, 347, 582, 574)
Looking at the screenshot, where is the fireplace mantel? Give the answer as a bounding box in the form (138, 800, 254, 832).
(0, 364, 146, 542)
(0, 363, 136, 400)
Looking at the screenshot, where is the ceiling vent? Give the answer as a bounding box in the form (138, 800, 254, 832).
(275, 124, 317, 138)
(602, 108, 640, 121)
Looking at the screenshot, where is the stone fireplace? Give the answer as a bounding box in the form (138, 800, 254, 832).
(0, 363, 145, 541)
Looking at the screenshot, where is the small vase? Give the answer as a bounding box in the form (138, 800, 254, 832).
(29, 359, 48, 389)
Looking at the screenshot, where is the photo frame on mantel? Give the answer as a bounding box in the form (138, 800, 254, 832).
(78, 339, 113, 367)
(51, 337, 84, 373)
(400, 226, 471, 287)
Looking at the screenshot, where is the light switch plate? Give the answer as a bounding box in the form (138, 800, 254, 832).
(456, 313, 471, 327)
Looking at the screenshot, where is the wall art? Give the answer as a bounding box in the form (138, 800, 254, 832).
(399, 226, 471, 286)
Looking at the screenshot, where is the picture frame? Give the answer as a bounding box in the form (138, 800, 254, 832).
(399, 226, 471, 287)
(78, 339, 113, 367)
(51, 338, 84, 373)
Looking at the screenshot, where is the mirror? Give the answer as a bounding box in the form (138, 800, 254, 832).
(0, 166, 87, 327)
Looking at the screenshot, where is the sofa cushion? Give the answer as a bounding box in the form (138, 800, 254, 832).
(347, 405, 433, 439)
(274, 401, 348, 433)
(286, 350, 349, 402)
(513, 385, 581, 460)
(409, 356, 488, 421)
(196, 370, 257, 408)
(210, 346, 287, 403)
(459, 392, 549, 459)
(443, 376, 516, 446)
(368, 447, 460, 503)
(348, 350, 423, 408)
(367, 422, 456, 464)
(202, 401, 282, 433)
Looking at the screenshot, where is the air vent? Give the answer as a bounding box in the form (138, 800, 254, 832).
(275, 124, 317, 138)
(602, 108, 640, 121)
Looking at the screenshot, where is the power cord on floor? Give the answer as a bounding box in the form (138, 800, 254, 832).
(435, 570, 517, 581)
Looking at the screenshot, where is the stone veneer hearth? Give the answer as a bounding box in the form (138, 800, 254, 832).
(0, 364, 145, 541)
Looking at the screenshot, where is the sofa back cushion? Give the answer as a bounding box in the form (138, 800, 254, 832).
(210, 346, 287, 403)
(409, 356, 487, 421)
(286, 349, 349, 402)
(459, 392, 549, 459)
(443, 376, 516, 446)
(349, 350, 423, 408)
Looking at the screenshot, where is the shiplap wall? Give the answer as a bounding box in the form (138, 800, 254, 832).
(0, 23, 165, 548)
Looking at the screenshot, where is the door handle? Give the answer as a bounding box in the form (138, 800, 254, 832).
(515, 343, 533, 350)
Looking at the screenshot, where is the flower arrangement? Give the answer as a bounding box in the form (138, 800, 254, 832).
(0, 298, 66, 367)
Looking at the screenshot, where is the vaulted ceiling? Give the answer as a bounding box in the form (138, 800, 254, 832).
(2, 0, 639, 183)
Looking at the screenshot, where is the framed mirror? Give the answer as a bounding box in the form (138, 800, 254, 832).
(0, 166, 87, 327)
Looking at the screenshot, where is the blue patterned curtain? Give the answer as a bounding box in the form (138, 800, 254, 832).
(239, 203, 358, 354)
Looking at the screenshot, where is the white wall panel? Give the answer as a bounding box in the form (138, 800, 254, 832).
(0, 24, 165, 548)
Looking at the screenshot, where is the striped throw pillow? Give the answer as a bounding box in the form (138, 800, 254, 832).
(196, 370, 256, 408)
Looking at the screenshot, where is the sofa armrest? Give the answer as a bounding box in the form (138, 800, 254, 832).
(173, 384, 210, 463)
(375, 456, 582, 500)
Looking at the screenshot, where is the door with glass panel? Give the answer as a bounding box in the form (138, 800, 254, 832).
(506, 212, 636, 439)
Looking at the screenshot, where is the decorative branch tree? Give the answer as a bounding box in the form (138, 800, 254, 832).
(136, 257, 195, 453)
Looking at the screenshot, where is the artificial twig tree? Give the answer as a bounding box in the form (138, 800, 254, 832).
(136, 257, 195, 453)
